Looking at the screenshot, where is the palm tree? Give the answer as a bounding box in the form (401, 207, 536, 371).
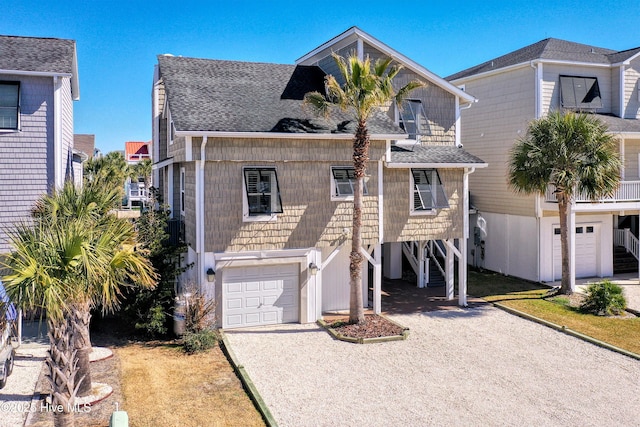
(509, 111, 621, 294)
(305, 53, 423, 323)
(3, 220, 84, 427)
(3, 181, 157, 418)
(31, 182, 157, 396)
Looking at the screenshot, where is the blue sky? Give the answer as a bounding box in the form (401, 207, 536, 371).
(3, 1, 638, 154)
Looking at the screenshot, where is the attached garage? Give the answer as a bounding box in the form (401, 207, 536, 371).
(553, 223, 599, 280)
(222, 263, 299, 329)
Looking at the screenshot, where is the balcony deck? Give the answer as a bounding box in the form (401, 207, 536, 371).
(545, 181, 640, 204)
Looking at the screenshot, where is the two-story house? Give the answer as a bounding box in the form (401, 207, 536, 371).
(0, 35, 80, 253)
(152, 27, 486, 329)
(448, 38, 640, 285)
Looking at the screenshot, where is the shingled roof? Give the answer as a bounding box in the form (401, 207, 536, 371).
(389, 144, 486, 166)
(447, 38, 640, 81)
(157, 55, 404, 136)
(0, 35, 76, 74)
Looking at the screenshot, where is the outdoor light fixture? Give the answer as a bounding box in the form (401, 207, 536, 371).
(308, 262, 319, 276)
(206, 267, 216, 282)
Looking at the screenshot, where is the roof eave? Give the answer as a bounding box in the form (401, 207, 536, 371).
(451, 59, 612, 83)
(296, 27, 476, 105)
(175, 130, 408, 140)
(385, 161, 488, 169)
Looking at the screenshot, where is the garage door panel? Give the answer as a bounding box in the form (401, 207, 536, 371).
(243, 282, 259, 292)
(223, 263, 299, 329)
(227, 282, 242, 293)
(553, 224, 598, 280)
(226, 315, 242, 327)
(226, 298, 242, 309)
(263, 280, 279, 291)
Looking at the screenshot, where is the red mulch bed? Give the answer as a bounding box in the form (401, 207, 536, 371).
(328, 314, 405, 339)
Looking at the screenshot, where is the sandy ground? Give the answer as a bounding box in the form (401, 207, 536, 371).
(226, 305, 640, 427)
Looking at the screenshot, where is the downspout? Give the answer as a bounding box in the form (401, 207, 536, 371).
(53, 76, 63, 188)
(619, 65, 625, 118)
(197, 136, 208, 288)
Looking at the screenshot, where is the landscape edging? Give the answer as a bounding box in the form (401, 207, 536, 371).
(218, 331, 278, 427)
(493, 302, 640, 361)
(317, 315, 410, 344)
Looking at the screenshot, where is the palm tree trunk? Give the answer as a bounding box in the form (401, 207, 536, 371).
(557, 192, 573, 295)
(47, 317, 79, 427)
(70, 302, 93, 396)
(349, 119, 369, 324)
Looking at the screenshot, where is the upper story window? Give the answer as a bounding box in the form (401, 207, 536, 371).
(559, 75, 602, 110)
(398, 99, 428, 141)
(0, 81, 20, 130)
(331, 166, 368, 200)
(243, 167, 283, 219)
(411, 169, 449, 214)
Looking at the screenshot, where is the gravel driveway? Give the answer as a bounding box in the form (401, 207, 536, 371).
(225, 304, 640, 427)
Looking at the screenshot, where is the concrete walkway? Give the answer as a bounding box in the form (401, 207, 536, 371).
(226, 305, 640, 426)
(0, 322, 48, 427)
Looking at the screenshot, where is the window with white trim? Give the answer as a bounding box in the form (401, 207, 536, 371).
(331, 166, 368, 199)
(559, 75, 602, 110)
(411, 169, 449, 213)
(398, 99, 428, 141)
(0, 81, 20, 130)
(243, 167, 283, 219)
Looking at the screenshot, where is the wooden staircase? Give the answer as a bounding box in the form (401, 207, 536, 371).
(613, 245, 638, 274)
(427, 257, 446, 287)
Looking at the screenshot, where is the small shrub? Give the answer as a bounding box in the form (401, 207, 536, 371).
(580, 280, 627, 316)
(183, 329, 218, 354)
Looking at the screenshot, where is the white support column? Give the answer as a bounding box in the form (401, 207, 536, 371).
(417, 242, 425, 288)
(373, 244, 382, 314)
(568, 200, 576, 292)
(458, 238, 468, 307)
(445, 239, 455, 300)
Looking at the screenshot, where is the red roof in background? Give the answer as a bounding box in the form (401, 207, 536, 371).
(125, 141, 150, 161)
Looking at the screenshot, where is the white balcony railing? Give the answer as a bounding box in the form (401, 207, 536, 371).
(545, 181, 640, 203)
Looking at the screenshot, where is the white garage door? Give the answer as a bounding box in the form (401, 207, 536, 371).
(553, 224, 598, 280)
(222, 263, 299, 329)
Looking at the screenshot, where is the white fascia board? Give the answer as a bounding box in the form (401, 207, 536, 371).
(0, 69, 73, 78)
(385, 162, 488, 169)
(153, 157, 174, 169)
(174, 130, 408, 141)
(296, 27, 475, 106)
(451, 59, 612, 85)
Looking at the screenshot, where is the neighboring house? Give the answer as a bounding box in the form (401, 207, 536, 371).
(448, 38, 640, 283)
(0, 35, 80, 253)
(152, 27, 486, 329)
(124, 141, 151, 207)
(74, 134, 95, 159)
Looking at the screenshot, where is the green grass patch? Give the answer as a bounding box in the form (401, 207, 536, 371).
(468, 271, 640, 355)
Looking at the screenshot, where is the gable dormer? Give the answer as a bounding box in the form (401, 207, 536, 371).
(296, 27, 475, 147)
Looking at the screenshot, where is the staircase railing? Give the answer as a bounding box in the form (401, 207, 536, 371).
(614, 228, 640, 261)
(426, 241, 446, 278)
